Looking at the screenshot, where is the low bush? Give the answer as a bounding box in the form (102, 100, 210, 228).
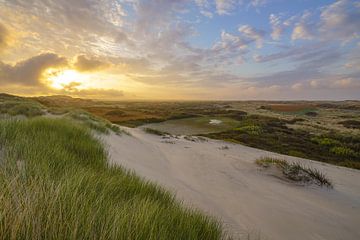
(339, 120, 360, 129)
(234, 125, 262, 135)
(330, 146, 357, 157)
(311, 137, 341, 147)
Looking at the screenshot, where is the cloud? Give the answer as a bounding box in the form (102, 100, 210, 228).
(291, 24, 313, 40)
(308, 76, 360, 90)
(291, 82, 303, 91)
(238, 25, 266, 48)
(213, 31, 248, 51)
(134, 0, 188, 34)
(331, 78, 360, 89)
(215, 0, 236, 15)
(196, 0, 267, 17)
(244, 43, 348, 90)
(269, 14, 295, 40)
(269, 14, 283, 40)
(0, 53, 67, 86)
(289, 1, 360, 42)
(0, 23, 9, 52)
(248, 0, 267, 7)
(319, 0, 360, 41)
(254, 42, 335, 63)
(3, 0, 126, 34)
(0, 0, 131, 57)
(291, 11, 315, 40)
(195, 0, 214, 17)
(74, 55, 109, 72)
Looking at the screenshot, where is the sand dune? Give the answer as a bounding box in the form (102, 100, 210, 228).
(104, 127, 360, 240)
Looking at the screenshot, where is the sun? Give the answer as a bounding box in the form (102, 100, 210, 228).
(45, 69, 89, 90)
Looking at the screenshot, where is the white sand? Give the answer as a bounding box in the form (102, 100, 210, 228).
(209, 119, 222, 125)
(104, 127, 360, 240)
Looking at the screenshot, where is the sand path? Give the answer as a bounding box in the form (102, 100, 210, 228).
(104, 127, 360, 240)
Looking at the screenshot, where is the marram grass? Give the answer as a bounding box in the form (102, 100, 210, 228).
(0, 118, 225, 239)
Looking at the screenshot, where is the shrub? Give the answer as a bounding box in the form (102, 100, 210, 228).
(312, 137, 341, 147)
(339, 120, 360, 129)
(305, 111, 318, 117)
(330, 146, 357, 157)
(234, 125, 262, 135)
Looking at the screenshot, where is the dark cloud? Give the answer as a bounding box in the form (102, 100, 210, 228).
(74, 55, 109, 72)
(0, 53, 67, 86)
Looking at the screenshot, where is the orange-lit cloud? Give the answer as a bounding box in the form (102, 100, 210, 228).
(0, 53, 67, 86)
(74, 55, 109, 72)
(0, 23, 9, 51)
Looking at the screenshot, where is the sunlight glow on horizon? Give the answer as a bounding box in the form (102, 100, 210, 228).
(45, 69, 89, 91)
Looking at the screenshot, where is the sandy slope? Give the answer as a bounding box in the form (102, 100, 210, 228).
(104, 127, 360, 240)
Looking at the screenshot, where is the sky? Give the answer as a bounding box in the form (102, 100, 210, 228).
(0, 0, 359, 100)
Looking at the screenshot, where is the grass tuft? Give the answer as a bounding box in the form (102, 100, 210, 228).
(67, 110, 126, 135)
(256, 157, 333, 188)
(0, 99, 44, 117)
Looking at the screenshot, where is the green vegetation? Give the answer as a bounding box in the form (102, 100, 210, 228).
(339, 120, 360, 129)
(0, 94, 44, 117)
(256, 157, 332, 188)
(8, 94, 359, 170)
(260, 104, 318, 116)
(145, 116, 240, 135)
(204, 115, 360, 170)
(311, 137, 341, 147)
(47, 107, 70, 115)
(67, 110, 123, 135)
(234, 125, 262, 135)
(330, 146, 357, 157)
(0, 118, 224, 239)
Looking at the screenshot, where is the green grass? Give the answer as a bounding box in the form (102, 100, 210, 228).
(0, 96, 44, 118)
(234, 125, 262, 135)
(67, 110, 124, 135)
(0, 118, 224, 239)
(145, 116, 240, 135)
(47, 107, 70, 115)
(204, 114, 360, 170)
(256, 157, 333, 188)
